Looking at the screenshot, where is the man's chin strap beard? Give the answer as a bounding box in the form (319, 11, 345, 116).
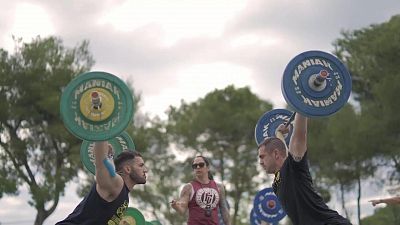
(129, 171, 145, 184)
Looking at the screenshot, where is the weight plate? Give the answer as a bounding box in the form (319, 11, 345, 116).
(253, 187, 286, 223)
(255, 109, 294, 146)
(122, 207, 146, 225)
(80, 131, 135, 174)
(250, 208, 262, 225)
(60, 71, 134, 140)
(281, 51, 352, 117)
(149, 220, 162, 225)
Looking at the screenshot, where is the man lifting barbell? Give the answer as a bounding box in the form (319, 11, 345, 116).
(256, 51, 353, 225)
(57, 71, 148, 224)
(258, 114, 352, 225)
(56, 143, 147, 225)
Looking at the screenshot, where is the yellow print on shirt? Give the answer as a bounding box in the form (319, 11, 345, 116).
(107, 200, 129, 225)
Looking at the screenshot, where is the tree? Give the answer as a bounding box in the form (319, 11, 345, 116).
(334, 15, 400, 185)
(361, 205, 400, 225)
(129, 116, 187, 225)
(166, 85, 273, 225)
(308, 104, 377, 224)
(0, 36, 94, 225)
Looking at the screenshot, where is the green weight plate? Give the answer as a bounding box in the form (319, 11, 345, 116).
(149, 220, 162, 225)
(80, 131, 135, 174)
(60, 71, 134, 141)
(121, 207, 146, 225)
(145, 222, 154, 225)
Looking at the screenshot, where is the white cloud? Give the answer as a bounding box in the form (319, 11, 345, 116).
(98, 0, 246, 46)
(4, 3, 55, 51)
(229, 33, 281, 48)
(0, 196, 24, 209)
(141, 62, 255, 119)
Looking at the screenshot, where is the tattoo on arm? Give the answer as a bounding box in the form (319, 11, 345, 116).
(221, 204, 231, 225)
(180, 185, 189, 199)
(292, 155, 303, 162)
(176, 184, 191, 215)
(219, 184, 231, 225)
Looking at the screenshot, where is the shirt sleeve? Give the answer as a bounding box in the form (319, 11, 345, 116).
(287, 152, 313, 183)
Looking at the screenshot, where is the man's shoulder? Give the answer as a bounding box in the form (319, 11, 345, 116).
(280, 152, 310, 178)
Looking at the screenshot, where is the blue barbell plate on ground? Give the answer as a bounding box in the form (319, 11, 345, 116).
(253, 187, 286, 223)
(250, 209, 262, 225)
(251, 208, 279, 225)
(281, 50, 352, 117)
(255, 109, 294, 146)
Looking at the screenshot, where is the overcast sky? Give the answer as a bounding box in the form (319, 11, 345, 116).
(0, 0, 399, 224)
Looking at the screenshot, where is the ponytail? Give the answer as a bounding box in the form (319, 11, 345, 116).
(208, 171, 214, 180)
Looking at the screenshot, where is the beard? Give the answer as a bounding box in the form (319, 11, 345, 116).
(129, 170, 146, 184)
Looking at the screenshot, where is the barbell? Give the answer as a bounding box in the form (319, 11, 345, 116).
(121, 207, 146, 225)
(60, 71, 136, 173)
(255, 50, 352, 145)
(122, 207, 163, 225)
(80, 131, 136, 174)
(60, 71, 134, 141)
(281, 50, 352, 117)
(254, 109, 294, 146)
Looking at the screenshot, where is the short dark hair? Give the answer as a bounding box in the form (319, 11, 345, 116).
(258, 137, 286, 153)
(114, 150, 142, 172)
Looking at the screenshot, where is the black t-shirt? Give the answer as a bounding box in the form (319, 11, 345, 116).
(272, 152, 352, 225)
(56, 183, 129, 225)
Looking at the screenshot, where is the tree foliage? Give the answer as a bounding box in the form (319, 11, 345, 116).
(303, 14, 400, 223)
(361, 205, 400, 225)
(334, 15, 400, 183)
(129, 116, 187, 225)
(308, 104, 377, 223)
(0, 36, 94, 225)
(166, 85, 273, 224)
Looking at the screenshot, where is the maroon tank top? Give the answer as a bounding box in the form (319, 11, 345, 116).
(187, 180, 220, 225)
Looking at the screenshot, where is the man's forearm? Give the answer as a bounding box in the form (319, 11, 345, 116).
(381, 197, 400, 204)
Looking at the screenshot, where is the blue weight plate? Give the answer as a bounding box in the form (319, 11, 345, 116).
(255, 109, 294, 146)
(261, 194, 279, 215)
(253, 187, 286, 223)
(281, 50, 352, 117)
(250, 209, 262, 225)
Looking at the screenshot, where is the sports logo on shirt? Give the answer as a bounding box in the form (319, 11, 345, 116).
(195, 187, 220, 209)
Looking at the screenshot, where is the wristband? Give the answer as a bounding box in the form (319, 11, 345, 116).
(103, 158, 116, 177)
